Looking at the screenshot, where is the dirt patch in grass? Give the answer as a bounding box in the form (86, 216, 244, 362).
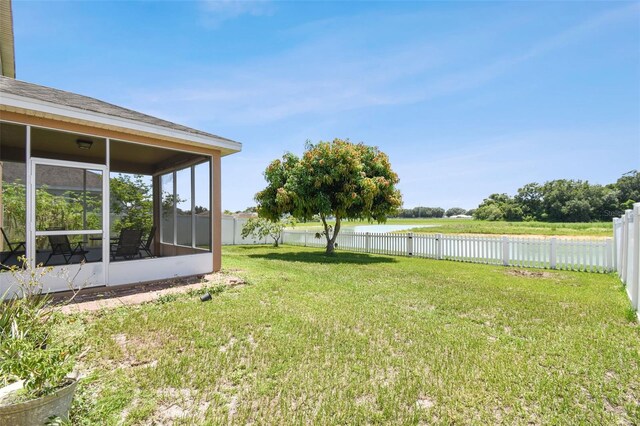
(224, 276, 247, 288)
(373, 366, 399, 387)
(219, 336, 237, 353)
(415, 396, 435, 410)
(141, 388, 209, 425)
(505, 269, 555, 278)
(111, 333, 160, 369)
(355, 394, 376, 406)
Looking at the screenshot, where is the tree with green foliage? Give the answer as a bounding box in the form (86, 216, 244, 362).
(3, 174, 153, 243)
(473, 170, 639, 222)
(2, 180, 102, 248)
(540, 179, 591, 222)
(445, 207, 467, 217)
(416, 207, 445, 218)
(1, 180, 27, 241)
(255, 139, 402, 254)
(110, 174, 153, 233)
(429, 207, 446, 218)
(391, 206, 446, 218)
(586, 184, 620, 221)
(35, 187, 102, 231)
(515, 182, 543, 221)
(241, 216, 295, 247)
(474, 193, 523, 221)
(612, 170, 640, 211)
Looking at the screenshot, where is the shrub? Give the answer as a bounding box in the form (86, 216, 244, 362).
(0, 259, 81, 403)
(241, 217, 295, 247)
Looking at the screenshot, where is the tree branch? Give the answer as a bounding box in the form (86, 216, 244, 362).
(320, 214, 331, 246)
(330, 215, 341, 245)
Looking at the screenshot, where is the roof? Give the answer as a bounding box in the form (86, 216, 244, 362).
(0, 76, 242, 155)
(2, 161, 103, 190)
(0, 0, 16, 78)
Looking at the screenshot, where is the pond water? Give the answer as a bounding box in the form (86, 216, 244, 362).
(347, 224, 437, 233)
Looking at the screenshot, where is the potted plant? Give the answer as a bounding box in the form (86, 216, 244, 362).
(0, 258, 82, 425)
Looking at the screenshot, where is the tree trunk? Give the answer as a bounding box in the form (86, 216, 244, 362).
(325, 242, 335, 254)
(272, 232, 281, 247)
(321, 215, 341, 255)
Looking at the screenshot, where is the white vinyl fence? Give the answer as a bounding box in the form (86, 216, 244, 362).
(282, 231, 614, 273)
(222, 217, 277, 245)
(222, 217, 614, 273)
(613, 203, 640, 316)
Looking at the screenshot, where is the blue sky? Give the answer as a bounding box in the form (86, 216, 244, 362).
(12, 0, 640, 211)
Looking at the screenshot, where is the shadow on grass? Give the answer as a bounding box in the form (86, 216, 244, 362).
(246, 250, 397, 265)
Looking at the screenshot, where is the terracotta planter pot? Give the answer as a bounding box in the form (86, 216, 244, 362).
(0, 379, 78, 426)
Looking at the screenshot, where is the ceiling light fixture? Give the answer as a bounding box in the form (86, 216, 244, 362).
(76, 139, 93, 150)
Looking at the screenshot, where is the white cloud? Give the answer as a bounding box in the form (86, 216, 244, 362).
(123, 36, 444, 126)
(123, 2, 637, 131)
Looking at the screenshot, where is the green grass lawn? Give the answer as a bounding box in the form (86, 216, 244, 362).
(66, 246, 638, 425)
(293, 218, 613, 237)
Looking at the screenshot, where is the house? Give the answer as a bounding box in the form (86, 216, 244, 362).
(0, 0, 242, 293)
(449, 214, 473, 219)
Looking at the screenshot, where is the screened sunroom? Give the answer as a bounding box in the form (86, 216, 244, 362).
(0, 77, 241, 294)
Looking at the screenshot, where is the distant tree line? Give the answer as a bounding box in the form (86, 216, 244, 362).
(390, 206, 473, 218)
(473, 170, 639, 222)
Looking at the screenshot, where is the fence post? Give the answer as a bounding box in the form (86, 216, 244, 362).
(502, 236, 510, 266)
(549, 237, 557, 269)
(605, 238, 613, 273)
(621, 210, 631, 284)
(407, 233, 413, 257)
(304, 230, 308, 247)
(436, 234, 443, 260)
(632, 204, 640, 311)
(365, 232, 370, 253)
(612, 218, 619, 273)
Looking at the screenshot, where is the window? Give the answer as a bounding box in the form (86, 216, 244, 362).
(0, 122, 27, 270)
(109, 172, 153, 238)
(160, 160, 211, 251)
(176, 167, 192, 247)
(35, 165, 103, 232)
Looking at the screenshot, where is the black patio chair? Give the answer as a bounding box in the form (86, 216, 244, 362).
(139, 226, 156, 258)
(45, 234, 89, 265)
(110, 228, 143, 261)
(1, 227, 26, 265)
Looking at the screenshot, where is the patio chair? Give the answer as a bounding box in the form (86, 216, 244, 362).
(1, 227, 26, 265)
(45, 234, 89, 265)
(139, 226, 156, 258)
(110, 228, 143, 261)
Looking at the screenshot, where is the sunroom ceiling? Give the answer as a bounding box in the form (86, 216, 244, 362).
(0, 122, 207, 175)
